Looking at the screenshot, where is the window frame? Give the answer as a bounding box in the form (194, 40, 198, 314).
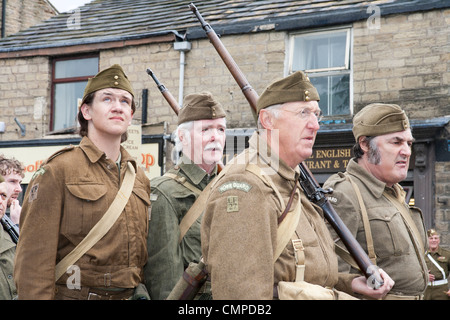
(286, 26, 354, 117)
(50, 54, 99, 132)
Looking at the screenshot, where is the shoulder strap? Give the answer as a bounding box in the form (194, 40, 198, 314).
(245, 164, 301, 264)
(345, 175, 377, 265)
(427, 253, 447, 280)
(178, 188, 209, 244)
(164, 172, 202, 195)
(54, 161, 136, 281)
(165, 170, 213, 244)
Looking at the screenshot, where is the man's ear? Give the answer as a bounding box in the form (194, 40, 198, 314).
(359, 136, 370, 152)
(259, 109, 274, 130)
(80, 104, 92, 121)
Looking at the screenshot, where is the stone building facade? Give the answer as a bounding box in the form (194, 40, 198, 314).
(0, 0, 448, 245)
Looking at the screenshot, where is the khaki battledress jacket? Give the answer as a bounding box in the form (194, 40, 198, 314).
(324, 159, 428, 297)
(201, 132, 355, 299)
(15, 137, 151, 299)
(0, 226, 16, 299)
(424, 247, 450, 300)
(144, 155, 218, 300)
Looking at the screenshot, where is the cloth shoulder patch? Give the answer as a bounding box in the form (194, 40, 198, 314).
(28, 183, 39, 202)
(218, 181, 252, 194)
(227, 196, 239, 212)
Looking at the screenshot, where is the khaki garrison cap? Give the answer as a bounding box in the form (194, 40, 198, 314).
(256, 71, 320, 114)
(177, 91, 226, 125)
(427, 229, 439, 237)
(80, 64, 135, 111)
(352, 103, 410, 142)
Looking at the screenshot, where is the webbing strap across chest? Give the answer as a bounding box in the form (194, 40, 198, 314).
(245, 164, 302, 267)
(163, 172, 205, 244)
(55, 161, 136, 281)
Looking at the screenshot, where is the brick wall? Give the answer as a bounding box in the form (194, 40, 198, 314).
(0, 56, 50, 140)
(352, 9, 450, 117)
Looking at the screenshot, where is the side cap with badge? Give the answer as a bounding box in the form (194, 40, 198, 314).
(80, 64, 135, 112)
(256, 70, 320, 114)
(177, 91, 226, 125)
(352, 103, 410, 142)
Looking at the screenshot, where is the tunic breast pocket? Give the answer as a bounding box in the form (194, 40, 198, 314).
(62, 183, 108, 242)
(369, 210, 411, 258)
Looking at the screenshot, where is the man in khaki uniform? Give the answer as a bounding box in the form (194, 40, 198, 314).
(0, 175, 17, 300)
(201, 71, 393, 300)
(144, 92, 226, 299)
(424, 229, 450, 300)
(15, 65, 151, 300)
(324, 103, 428, 300)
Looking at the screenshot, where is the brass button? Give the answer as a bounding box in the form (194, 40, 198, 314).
(114, 75, 119, 80)
(114, 81, 119, 86)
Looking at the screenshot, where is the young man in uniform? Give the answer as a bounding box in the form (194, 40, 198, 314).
(324, 103, 428, 300)
(15, 64, 151, 300)
(144, 91, 226, 299)
(0, 175, 17, 300)
(201, 71, 393, 299)
(424, 229, 450, 300)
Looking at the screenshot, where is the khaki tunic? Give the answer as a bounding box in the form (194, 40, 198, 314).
(424, 247, 450, 300)
(144, 155, 218, 300)
(0, 226, 17, 300)
(15, 137, 151, 299)
(201, 132, 355, 299)
(324, 159, 428, 297)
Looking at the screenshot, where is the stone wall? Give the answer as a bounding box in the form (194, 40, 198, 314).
(352, 9, 450, 117)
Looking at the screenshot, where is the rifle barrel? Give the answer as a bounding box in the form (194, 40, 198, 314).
(146, 68, 180, 115)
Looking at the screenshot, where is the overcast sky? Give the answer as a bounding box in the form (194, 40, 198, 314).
(49, 0, 93, 13)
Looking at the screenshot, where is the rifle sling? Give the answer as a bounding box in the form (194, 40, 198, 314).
(54, 161, 136, 281)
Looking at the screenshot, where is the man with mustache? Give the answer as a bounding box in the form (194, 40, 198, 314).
(324, 103, 428, 299)
(15, 65, 151, 299)
(144, 91, 226, 299)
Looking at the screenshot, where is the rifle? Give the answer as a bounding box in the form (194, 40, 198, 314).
(1, 215, 19, 244)
(189, 2, 383, 289)
(146, 68, 180, 115)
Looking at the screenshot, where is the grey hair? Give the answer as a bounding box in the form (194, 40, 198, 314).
(257, 104, 283, 129)
(171, 121, 194, 164)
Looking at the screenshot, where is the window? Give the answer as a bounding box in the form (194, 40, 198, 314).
(289, 28, 352, 117)
(51, 56, 99, 131)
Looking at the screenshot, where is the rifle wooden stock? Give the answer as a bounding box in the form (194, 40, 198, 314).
(190, 2, 383, 289)
(146, 68, 180, 115)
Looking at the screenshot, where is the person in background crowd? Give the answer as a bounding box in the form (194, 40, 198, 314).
(0, 155, 24, 225)
(0, 175, 17, 300)
(424, 229, 450, 300)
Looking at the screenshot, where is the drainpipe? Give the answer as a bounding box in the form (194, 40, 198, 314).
(173, 40, 191, 108)
(1, 0, 6, 38)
